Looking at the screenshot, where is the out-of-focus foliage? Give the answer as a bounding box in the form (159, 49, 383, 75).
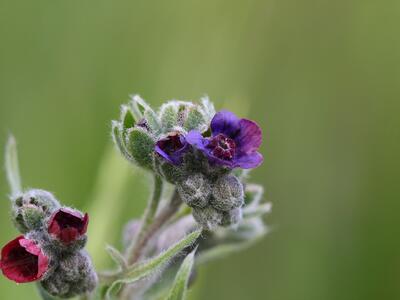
(0, 0, 400, 299)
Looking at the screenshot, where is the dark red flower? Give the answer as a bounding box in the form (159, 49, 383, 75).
(48, 208, 89, 245)
(0, 235, 49, 283)
(155, 132, 189, 165)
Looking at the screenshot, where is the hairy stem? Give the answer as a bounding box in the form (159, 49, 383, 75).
(128, 189, 182, 264)
(126, 175, 164, 264)
(119, 190, 183, 300)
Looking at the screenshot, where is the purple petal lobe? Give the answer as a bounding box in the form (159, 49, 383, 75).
(234, 152, 263, 169)
(186, 130, 207, 151)
(236, 119, 262, 153)
(211, 110, 240, 137)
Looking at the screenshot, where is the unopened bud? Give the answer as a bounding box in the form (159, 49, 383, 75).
(177, 174, 211, 208)
(192, 206, 223, 230)
(40, 250, 97, 298)
(11, 189, 60, 233)
(211, 176, 244, 211)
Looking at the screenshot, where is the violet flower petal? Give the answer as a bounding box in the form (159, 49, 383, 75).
(186, 130, 207, 151)
(233, 152, 264, 169)
(210, 110, 241, 137)
(236, 119, 262, 153)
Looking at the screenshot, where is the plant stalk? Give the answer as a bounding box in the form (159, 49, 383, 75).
(126, 175, 164, 264)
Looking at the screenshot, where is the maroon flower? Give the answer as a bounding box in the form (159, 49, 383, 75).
(155, 132, 189, 165)
(0, 236, 49, 283)
(48, 208, 89, 245)
(186, 110, 263, 169)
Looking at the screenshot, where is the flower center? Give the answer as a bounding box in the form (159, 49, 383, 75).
(157, 133, 185, 154)
(207, 133, 236, 160)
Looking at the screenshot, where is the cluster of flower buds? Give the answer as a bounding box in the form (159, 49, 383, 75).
(0, 189, 97, 298)
(113, 96, 263, 230)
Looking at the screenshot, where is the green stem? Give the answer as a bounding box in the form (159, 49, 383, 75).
(126, 175, 163, 264)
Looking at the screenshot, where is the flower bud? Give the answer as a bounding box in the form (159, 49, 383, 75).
(0, 235, 49, 283)
(48, 208, 88, 250)
(154, 158, 186, 183)
(177, 174, 211, 208)
(125, 126, 156, 170)
(192, 206, 223, 230)
(221, 207, 243, 227)
(159, 101, 181, 132)
(211, 175, 244, 211)
(159, 100, 211, 134)
(11, 189, 60, 233)
(40, 250, 97, 298)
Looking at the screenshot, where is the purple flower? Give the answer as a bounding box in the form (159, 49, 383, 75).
(186, 110, 263, 169)
(155, 132, 189, 165)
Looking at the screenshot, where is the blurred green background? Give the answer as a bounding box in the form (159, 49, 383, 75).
(1, 0, 400, 299)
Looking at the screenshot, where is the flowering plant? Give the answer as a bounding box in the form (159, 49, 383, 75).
(1, 96, 271, 300)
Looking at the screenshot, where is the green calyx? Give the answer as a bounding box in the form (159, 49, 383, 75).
(11, 189, 60, 233)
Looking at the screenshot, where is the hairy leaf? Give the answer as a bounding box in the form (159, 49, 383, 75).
(105, 229, 201, 300)
(120, 105, 136, 130)
(106, 245, 128, 271)
(5, 135, 22, 196)
(165, 249, 196, 300)
(159, 102, 179, 132)
(111, 121, 132, 161)
(125, 127, 155, 170)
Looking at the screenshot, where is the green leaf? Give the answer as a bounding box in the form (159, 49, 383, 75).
(105, 229, 202, 300)
(125, 127, 155, 170)
(129, 94, 150, 121)
(111, 121, 132, 161)
(5, 135, 22, 196)
(159, 102, 179, 132)
(199, 96, 216, 121)
(165, 249, 197, 300)
(130, 95, 161, 134)
(144, 109, 162, 135)
(183, 107, 206, 132)
(120, 105, 136, 130)
(106, 245, 128, 271)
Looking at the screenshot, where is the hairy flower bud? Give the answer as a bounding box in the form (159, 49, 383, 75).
(211, 175, 244, 211)
(0, 235, 49, 283)
(40, 250, 97, 298)
(125, 126, 156, 170)
(192, 206, 223, 230)
(154, 157, 185, 184)
(11, 189, 60, 233)
(48, 208, 89, 250)
(177, 174, 212, 208)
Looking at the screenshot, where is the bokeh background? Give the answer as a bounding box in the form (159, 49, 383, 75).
(1, 0, 400, 299)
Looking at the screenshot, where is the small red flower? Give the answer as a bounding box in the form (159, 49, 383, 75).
(48, 208, 89, 245)
(0, 236, 49, 283)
